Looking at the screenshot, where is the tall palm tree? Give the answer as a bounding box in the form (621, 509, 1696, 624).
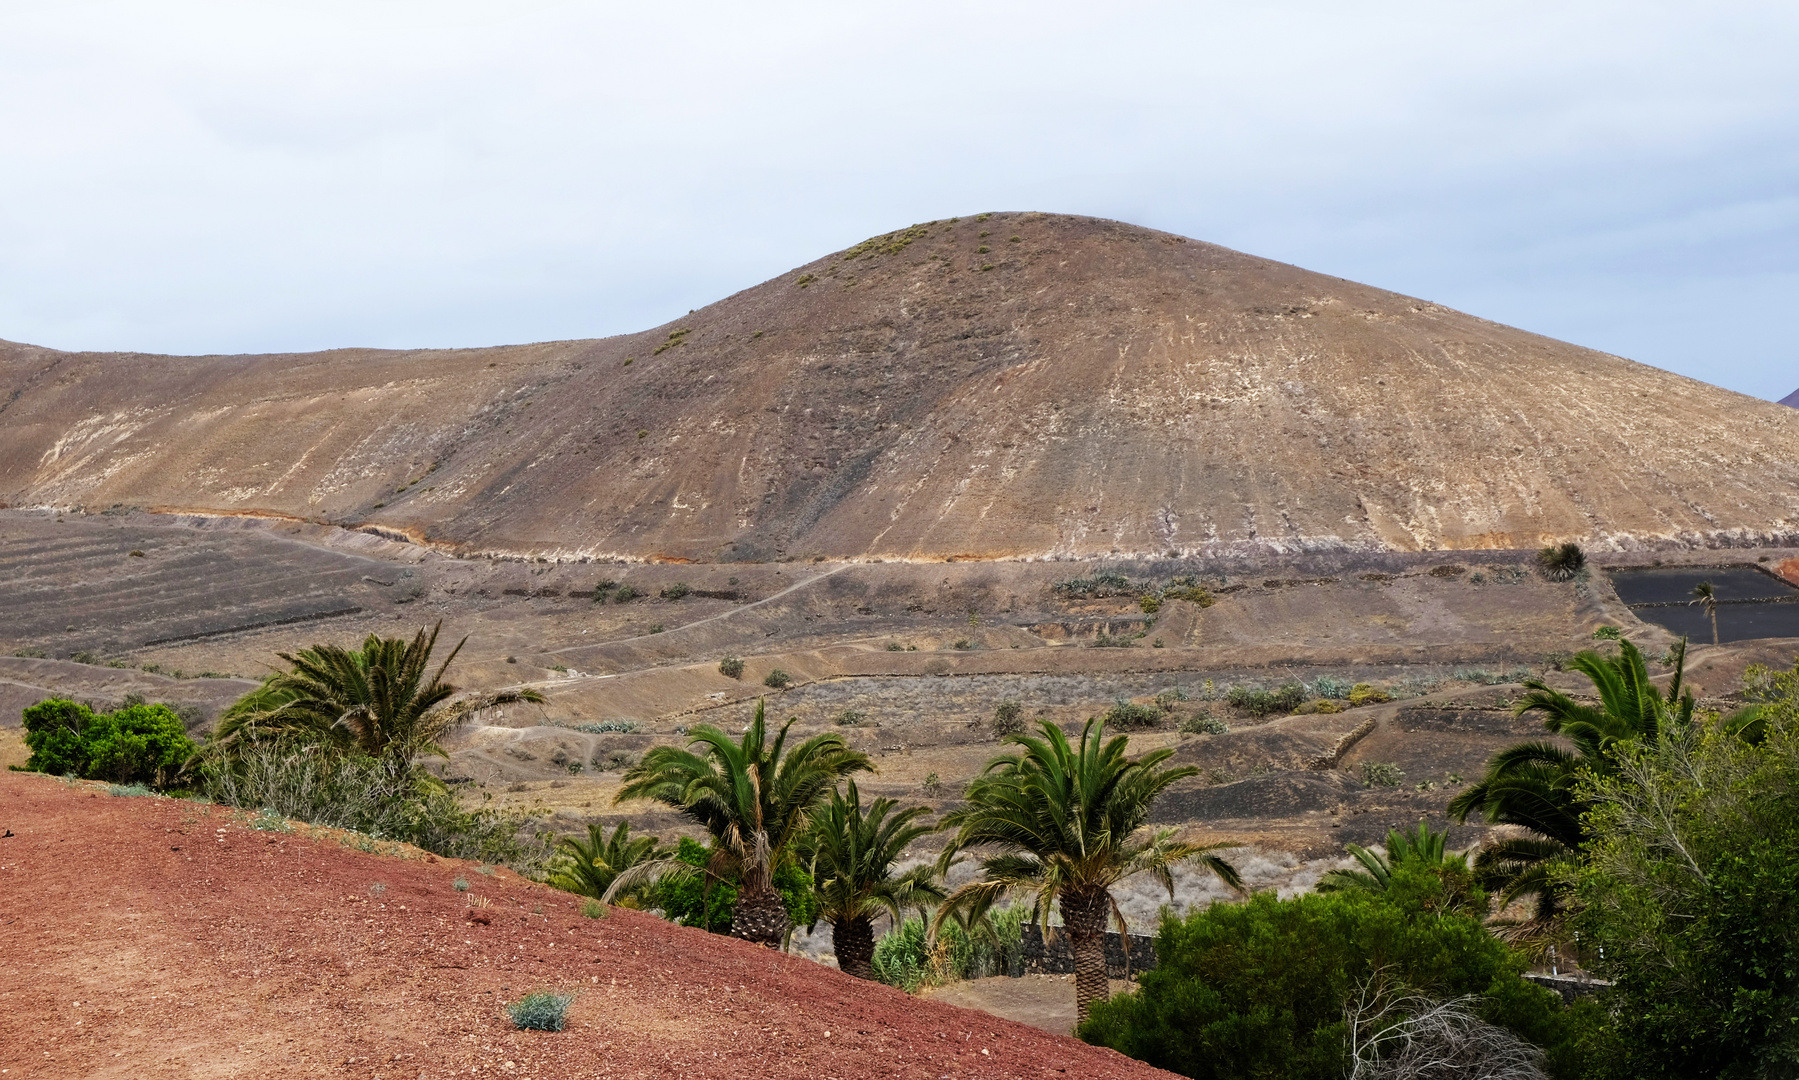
(615, 699, 871, 946)
(1690, 581, 1720, 645)
(937, 717, 1242, 1024)
(548, 821, 664, 906)
(1449, 638, 1693, 924)
(797, 780, 945, 979)
(212, 622, 543, 765)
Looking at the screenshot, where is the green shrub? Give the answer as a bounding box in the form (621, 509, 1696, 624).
(1536, 542, 1586, 582)
(579, 898, 606, 919)
(1054, 572, 1134, 599)
(991, 699, 1026, 737)
(952, 638, 974, 650)
(612, 585, 638, 603)
(574, 719, 640, 734)
(1162, 585, 1214, 606)
(1592, 625, 1623, 641)
(1138, 595, 1161, 614)
(763, 669, 792, 689)
(1179, 715, 1229, 735)
(1091, 632, 1135, 648)
(651, 837, 815, 932)
(872, 907, 1027, 992)
(1079, 870, 1582, 1078)
(506, 991, 575, 1032)
(1103, 699, 1164, 730)
(1348, 683, 1391, 706)
(452, 876, 470, 892)
(199, 739, 551, 873)
(1225, 683, 1306, 718)
(1306, 677, 1353, 700)
(1361, 761, 1404, 787)
(718, 656, 745, 679)
(659, 582, 690, 600)
(22, 698, 197, 786)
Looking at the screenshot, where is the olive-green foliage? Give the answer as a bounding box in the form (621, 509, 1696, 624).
(1079, 867, 1590, 1079)
(547, 821, 663, 903)
(1102, 698, 1164, 730)
(1536, 542, 1587, 582)
(199, 738, 550, 871)
(762, 669, 792, 689)
(651, 837, 817, 933)
(1225, 683, 1305, 717)
(717, 655, 745, 679)
(991, 699, 1026, 737)
(1570, 708, 1799, 1079)
(21, 698, 196, 786)
(1348, 683, 1392, 706)
(1317, 820, 1487, 916)
(871, 906, 1028, 992)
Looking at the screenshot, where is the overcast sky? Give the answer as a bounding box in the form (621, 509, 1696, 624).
(2, 1, 1794, 399)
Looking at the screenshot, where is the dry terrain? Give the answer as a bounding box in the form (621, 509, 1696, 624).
(0, 770, 1174, 1080)
(6, 213, 1798, 561)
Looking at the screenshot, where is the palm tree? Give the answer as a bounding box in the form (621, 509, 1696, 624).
(1536, 542, 1587, 582)
(1317, 819, 1484, 914)
(797, 780, 945, 979)
(1449, 638, 1692, 925)
(548, 821, 664, 906)
(615, 699, 871, 946)
(212, 622, 543, 766)
(937, 717, 1242, 1024)
(1690, 581, 1720, 645)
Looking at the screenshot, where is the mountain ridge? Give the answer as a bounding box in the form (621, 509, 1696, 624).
(4, 212, 1797, 561)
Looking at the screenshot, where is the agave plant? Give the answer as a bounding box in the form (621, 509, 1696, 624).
(1535, 542, 1586, 582)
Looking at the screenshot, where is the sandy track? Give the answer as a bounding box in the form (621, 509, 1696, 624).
(0, 772, 1170, 1080)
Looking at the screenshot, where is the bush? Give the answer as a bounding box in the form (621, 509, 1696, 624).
(1053, 572, 1134, 599)
(991, 699, 1026, 737)
(1179, 714, 1229, 735)
(1361, 761, 1404, 787)
(659, 582, 690, 600)
(1348, 683, 1392, 706)
(506, 991, 575, 1032)
(762, 669, 792, 689)
(1163, 585, 1214, 607)
(1536, 542, 1586, 582)
(1103, 699, 1164, 730)
(872, 908, 1027, 992)
(651, 837, 815, 932)
(612, 585, 638, 603)
(1307, 676, 1353, 700)
(717, 656, 745, 679)
(1226, 683, 1306, 718)
(199, 739, 551, 872)
(1079, 870, 1583, 1079)
(573, 719, 640, 734)
(1139, 595, 1161, 614)
(21, 698, 196, 787)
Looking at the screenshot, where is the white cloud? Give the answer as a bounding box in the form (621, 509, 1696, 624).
(1, 1, 1794, 396)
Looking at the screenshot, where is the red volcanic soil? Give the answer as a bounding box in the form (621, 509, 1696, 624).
(0, 772, 1169, 1080)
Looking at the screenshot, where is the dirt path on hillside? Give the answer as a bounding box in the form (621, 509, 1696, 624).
(0, 772, 1169, 1080)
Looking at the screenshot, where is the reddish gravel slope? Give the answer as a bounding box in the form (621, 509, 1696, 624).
(0, 772, 1171, 1080)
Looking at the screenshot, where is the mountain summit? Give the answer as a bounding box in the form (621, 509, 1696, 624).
(4, 213, 1796, 560)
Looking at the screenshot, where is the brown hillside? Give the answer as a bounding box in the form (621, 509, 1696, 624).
(0, 771, 1171, 1079)
(5, 212, 1796, 560)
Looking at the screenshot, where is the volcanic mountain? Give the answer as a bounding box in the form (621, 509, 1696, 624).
(4, 212, 1796, 561)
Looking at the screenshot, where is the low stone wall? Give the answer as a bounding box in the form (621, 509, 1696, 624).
(1020, 925, 1158, 979)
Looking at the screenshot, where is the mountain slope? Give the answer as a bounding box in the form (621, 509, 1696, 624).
(4, 212, 1796, 560)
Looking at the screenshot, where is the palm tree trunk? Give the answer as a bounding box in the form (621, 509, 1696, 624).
(730, 885, 790, 948)
(832, 915, 876, 979)
(1711, 609, 1719, 645)
(1060, 888, 1112, 1025)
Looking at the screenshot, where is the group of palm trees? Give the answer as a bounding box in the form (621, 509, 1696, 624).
(553, 701, 1240, 1022)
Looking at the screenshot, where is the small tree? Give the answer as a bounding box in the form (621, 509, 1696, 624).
(938, 717, 1241, 1023)
(718, 656, 745, 679)
(614, 700, 869, 945)
(547, 821, 664, 905)
(1689, 581, 1719, 645)
(21, 698, 196, 786)
(798, 780, 944, 978)
(990, 699, 1025, 737)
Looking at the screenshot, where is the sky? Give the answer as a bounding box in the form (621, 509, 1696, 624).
(1, 1, 1794, 399)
